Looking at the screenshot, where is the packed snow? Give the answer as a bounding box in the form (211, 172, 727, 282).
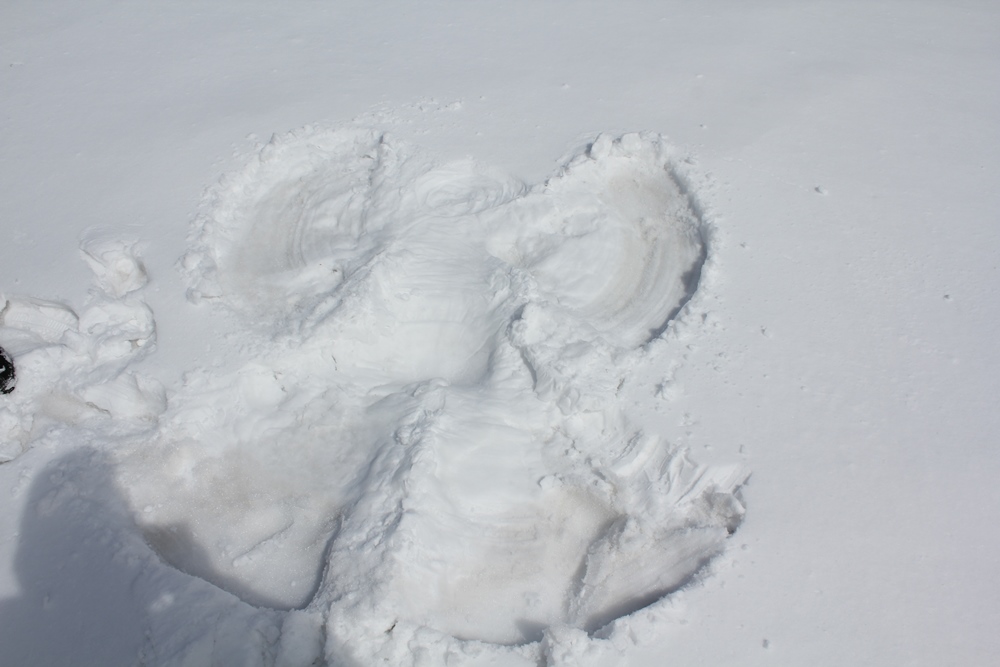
(2, 128, 747, 663)
(2, 2, 999, 666)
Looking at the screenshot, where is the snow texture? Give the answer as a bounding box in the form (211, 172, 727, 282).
(1, 129, 745, 665)
(4, 3, 998, 665)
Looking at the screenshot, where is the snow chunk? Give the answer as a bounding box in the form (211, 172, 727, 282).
(80, 234, 148, 298)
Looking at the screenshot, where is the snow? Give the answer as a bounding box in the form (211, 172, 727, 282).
(2, 2, 1000, 665)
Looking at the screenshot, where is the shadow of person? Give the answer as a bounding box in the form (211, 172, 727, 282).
(0, 448, 148, 666)
(0, 446, 294, 666)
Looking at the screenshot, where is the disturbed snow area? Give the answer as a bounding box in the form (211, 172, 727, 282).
(4, 3, 1000, 666)
(0, 129, 746, 665)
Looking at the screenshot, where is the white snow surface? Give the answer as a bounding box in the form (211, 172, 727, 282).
(2, 2, 1000, 666)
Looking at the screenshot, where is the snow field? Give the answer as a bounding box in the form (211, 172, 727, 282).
(5, 4, 1000, 665)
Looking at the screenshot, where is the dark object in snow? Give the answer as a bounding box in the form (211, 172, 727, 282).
(0, 345, 15, 394)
